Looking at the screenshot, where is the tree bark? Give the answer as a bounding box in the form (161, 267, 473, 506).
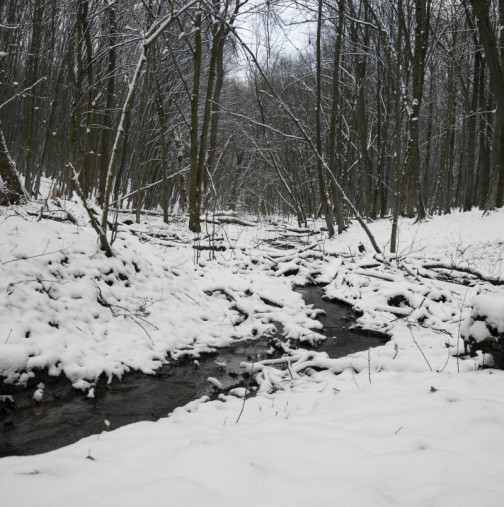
(406, 0, 430, 220)
(328, 0, 346, 233)
(98, 1, 117, 204)
(23, 0, 43, 195)
(188, 7, 203, 232)
(469, 0, 504, 209)
(316, 0, 334, 236)
(0, 123, 25, 205)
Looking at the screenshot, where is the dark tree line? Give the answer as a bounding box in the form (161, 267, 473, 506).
(1, 0, 503, 251)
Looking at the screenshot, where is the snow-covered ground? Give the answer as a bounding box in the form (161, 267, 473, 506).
(1, 199, 504, 506)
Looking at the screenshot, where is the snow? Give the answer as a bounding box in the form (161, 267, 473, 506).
(0, 201, 321, 391)
(0, 344, 30, 379)
(1, 200, 504, 506)
(207, 376, 223, 389)
(32, 383, 44, 402)
(465, 319, 490, 342)
(228, 387, 248, 398)
(470, 293, 504, 334)
(2, 370, 504, 506)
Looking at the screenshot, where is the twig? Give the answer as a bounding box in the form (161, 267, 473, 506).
(127, 316, 155, 347)
(456, 289, 469, 373)
(286, 359, 294, 384)
(236, 355, 257, 424)
(0, 77, 46, 111)
(368, 344, 372, 384)
(439, 345, 451, 373)
(2, 246, 71, 265)
(408, 326, 432, 371)
(108, 167, 189, 207)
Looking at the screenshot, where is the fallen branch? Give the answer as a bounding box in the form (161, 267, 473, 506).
(193, 244, 226, 252)
(353, 269, 397, 282)
(201, 216, 254, 227)
(420, 262, 504, 286)
(2, 245, 71, 265)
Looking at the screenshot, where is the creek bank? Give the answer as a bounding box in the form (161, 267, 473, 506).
(0, 338, 266, 457)
(296, 286, 389, 357)
(0, 286, 388, 457)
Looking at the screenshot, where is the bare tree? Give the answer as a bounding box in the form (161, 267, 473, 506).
(469, 0, 504, 210)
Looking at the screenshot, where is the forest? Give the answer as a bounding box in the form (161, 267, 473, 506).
(1, 0, 504, 245)
(1, 2, 504, 505)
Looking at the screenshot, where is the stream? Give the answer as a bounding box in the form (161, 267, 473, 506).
(0, 286, 388, 458)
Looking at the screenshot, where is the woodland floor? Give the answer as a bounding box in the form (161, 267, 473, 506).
(1, 195, 504, 506)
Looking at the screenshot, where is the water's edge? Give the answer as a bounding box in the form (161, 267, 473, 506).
(0, 286, 388, 457)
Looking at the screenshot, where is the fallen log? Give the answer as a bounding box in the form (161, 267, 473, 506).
(193, 244, 227, 252)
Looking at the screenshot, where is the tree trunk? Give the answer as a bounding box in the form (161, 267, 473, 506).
(153, 71, 169, 223)
(464, 54, 481, 210)
(390, 0, 404, 253)
(478, 70, 491, 208)
(470, 0, 504, 209)
(351, 6, 372, 219)
(188, 8, 203, 232)
(316, 0, 334, 237)
(406, 0, 430, 220)
(23, 0, 43, 195)
(0, 123, 25, 205)
(328, 0, 345, 233)
(98, 2, 117, 204)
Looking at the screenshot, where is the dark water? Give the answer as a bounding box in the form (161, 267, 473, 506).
(297, 287, 388, 357)
(0, 340, 264, 457)
(0, 287, 387, 457)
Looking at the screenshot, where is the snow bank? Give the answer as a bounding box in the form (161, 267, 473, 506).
(1, 369, 504, 506)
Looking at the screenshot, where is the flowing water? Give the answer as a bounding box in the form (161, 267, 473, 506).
(297, 286, 388, 357)
(0, 286, 387, 457)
